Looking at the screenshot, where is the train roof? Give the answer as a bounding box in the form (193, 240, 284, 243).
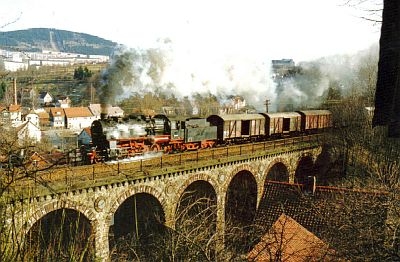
(296, 110, 332, 116)
(207, 113, 265, 121)
(154, 114, 203, 121)
(261, 112, 301, 118)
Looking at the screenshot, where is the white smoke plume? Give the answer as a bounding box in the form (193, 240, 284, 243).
(101, 39, 378, 113)
(104, 39, 277, 112)
(272, 44, 378, 111)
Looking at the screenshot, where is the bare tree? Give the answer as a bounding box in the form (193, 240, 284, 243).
(0, 122, 96, 261)
(342, 0, 383, 23)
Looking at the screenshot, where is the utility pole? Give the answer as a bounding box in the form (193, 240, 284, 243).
(264, 98, 270, 113)
(90, 82, 95, 104)
(13, 77, 17, 105)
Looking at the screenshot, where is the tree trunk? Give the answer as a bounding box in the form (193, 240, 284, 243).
(373, 0, 400, 137)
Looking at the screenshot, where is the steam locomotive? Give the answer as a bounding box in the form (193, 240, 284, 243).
(87, 110, 332, 163)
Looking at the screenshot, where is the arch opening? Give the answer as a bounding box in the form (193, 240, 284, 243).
(267, 162, 289, 182)
(109, 193, 166, 261)
(225, 170, 258, 255)
(295, 156, 315, 185)
(24, 208, 94, 261)
(174, 180, 217, 261)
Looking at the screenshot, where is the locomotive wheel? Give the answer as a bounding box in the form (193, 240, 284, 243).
(151, 144, 161, 152)
(142, 145, 150, 153)
(201, 141, 209, 149)
(164, 146, 171, 154)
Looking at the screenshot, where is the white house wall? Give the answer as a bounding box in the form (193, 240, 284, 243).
(66, 116, 97, 130)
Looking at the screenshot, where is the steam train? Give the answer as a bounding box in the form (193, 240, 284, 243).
(86, 110, 332, 163)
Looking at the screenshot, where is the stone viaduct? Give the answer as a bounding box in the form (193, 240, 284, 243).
(8, 142, 322, 261)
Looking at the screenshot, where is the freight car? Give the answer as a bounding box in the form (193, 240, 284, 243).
(87, 109, 332, 163)
(206, 113, 266, 144)
(260, 112, 302, 137)
(297, 110, 332, 133)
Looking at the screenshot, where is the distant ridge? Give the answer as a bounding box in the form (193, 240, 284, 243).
(0, 28, 118, 56)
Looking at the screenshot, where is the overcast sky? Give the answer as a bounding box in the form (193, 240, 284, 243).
(0, 0, 382, 109)
(1, 0, 381, 62)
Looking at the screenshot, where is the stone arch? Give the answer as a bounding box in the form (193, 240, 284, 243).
(224, 163, 258, 191)
(24, 199, 94, 235)
(261, 157, 291, 183)
(224, 169, 258, 254)
(170, 173, 219, 221)
(23, 202, 95, 261)
(294, 153, 315, 184)
(106, 184, 167, 226)
(176, 173, 219, 200)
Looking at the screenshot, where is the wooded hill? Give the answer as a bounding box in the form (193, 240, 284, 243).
(0, 28, 117, 56)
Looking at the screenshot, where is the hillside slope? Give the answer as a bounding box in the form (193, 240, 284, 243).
(0, 28, 117, 56)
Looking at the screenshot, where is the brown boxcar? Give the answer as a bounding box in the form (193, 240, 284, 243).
(207, 113, 265, 143)
(261, 112, 302, 136)
(260, 113, 284, 137)
(297, 110, 332, 132)
(281, 112, 302, 134)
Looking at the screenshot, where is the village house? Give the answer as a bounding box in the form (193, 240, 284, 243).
(49, 108, 65, 128)
(41, 129, 78, 150)
(0, 106, 11, 123)
(252, 180, 388, 261)
(221, 96, 247, 114)
(28, 152, 50, 170)
(63, 107, 97, 130)
(8, 104, 22, 124)
(14, 120, 41, 143)
(0, 104, 22, 124)
(38, 91, 54, 106)
(248, 214, 335, 261)
(55, 95, 71, 108)
(78, 127, 92, 146)
(24, 110, 40, 127)
(88, 103, 124, 118)
(34, 108, 50, 127)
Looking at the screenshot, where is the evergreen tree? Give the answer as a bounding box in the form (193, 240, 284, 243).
(0, 81, 6, 101)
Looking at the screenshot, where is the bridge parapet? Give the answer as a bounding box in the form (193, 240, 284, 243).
(5, 136, 323, 261)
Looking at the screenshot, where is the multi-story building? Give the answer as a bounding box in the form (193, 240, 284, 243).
(0, 49, 109, 72)
(63, 107, 97, 131)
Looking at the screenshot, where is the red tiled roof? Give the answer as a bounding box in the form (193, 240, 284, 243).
(248, 214, 335, 261)
(81, 127, 92, 136)
(0, 105, 21, 112)
(63, 107, 94, 118)
(88, 103, 124, 116)
(36, 111, 50, 119)
(253, 181, 388, 259)
(29, 152, 50, 169)
(8, 104, 21, 112)
(49, 107, 65, 116)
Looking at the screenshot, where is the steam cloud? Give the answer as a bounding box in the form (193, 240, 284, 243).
(99, 40, 378, 113)
(99, 40, 277, 112)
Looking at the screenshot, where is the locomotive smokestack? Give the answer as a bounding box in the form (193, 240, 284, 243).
(101, 104, 110, 120)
